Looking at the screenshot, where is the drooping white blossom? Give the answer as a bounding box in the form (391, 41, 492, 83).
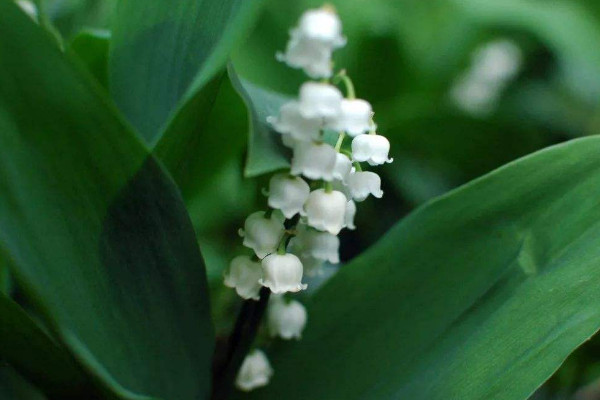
(347, 171, 384, 202)
(224, 256, 263, 300)
(268, 174, 310, 219)
(267, 101, 322, 142)
(304, 189, 347, 235)
(260, 253, 307, 294)
(276, 7, 345, 78)
(235, 350, 274, 392)
(297, 254, 324, 277)
(290, 141, 337, 181)
(344, 200, 357, 230)
(267, 297, 308, 340)
(289, 223, 339, 264)
(351, 134, 393, 166)
(329, 99, 372, 136)
(241, 211, 285, 259)
(332, 152, 352, 182)
(298, 82, 343, 119)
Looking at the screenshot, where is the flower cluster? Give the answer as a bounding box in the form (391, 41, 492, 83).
(226, 5, 393, 392)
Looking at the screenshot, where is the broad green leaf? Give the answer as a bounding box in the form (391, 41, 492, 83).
(245, 136, 600, 400)
(0, 366, 46, 400)
(109, 0, 266, 142)
(227, 66, 291, 177)
(0, 294, 92, 398)
(67, 29, 110, 89)
(0, 3, 213, 400)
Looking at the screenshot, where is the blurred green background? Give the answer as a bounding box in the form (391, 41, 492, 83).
(38, 0, 600, 398)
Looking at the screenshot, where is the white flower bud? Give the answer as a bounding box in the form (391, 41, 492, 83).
(267, 174, 310, 219)
(241, 211, 285, 259)
(297, 8, 345, 47)
(267, 298, 308, 340)
(298, 82, 343, 119)
(347, 171, 384, 202)
(267, 101, 322, 142)
(352, 134, 393, 165)
(304, 189, 347, 235)
(290, 141, 337, 181)
(328, 99, 372, 136)
(332, 153, 352, 182)
(344, 200, 357, 230)
(289, 224, 339, 263)
(235, 350, 273, 392)
(224, 256, 262, 300)
(260, 253, 307, 294)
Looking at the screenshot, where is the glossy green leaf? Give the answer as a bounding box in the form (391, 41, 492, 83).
(228, 66, 291, 177)
(0, 366, 46, 400)
(246, 136, 600, 400)
(0, 4, 213, 400)
(0, 294, 92, 398)
(67, 29, 110, 89)
(109, 0, 266, 142)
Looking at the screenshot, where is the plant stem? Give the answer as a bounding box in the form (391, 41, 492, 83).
(211, 287, 271, 400)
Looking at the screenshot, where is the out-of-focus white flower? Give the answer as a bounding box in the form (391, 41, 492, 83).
(298, 82, 343, 119)
(304, 189, 347, 235)
(235, 350, 273, 392)
(16, 0, 37, 21)
(347, 171, 383, 202)
(297, 8, 345, 47)
(281, 134, 296, 149)
(268, 174, 310, 219)
(224, 256, 263, 300)
(450, 39, 522, 116)
(241, 211, 285, 259)
(332, 153, 352, 182)
(276, 7, 345, 78)
(290, 141, 337, 181)
(267, 297, 308, 340)
(352, 134, 393, 166)
(267, 101, 322, 142)
(297, 254, 324, 277)
(344, 200, 357, 230)
(260, 253, 307, 294)
(329, 99, 372, 136)
(289, 224, 339, 263)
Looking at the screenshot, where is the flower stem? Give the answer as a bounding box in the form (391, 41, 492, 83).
(335, 131, 346, 152)
(211, 287, 271, 400)
(334, 69, 356, 99)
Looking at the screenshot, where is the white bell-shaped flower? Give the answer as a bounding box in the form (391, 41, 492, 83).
(267, 174, 310, 219)
(332, 153, 352, 182)
(267, 101, 322, 142)
(297, 8, 345, 47)
(344, 200, 357, 230)
(276, 8, 345, 78)
(267, 297, 308, 340)
(224, 256, 262, 300)
(352, 134, 393, 165)
(304, 189, 347, 235)
(298, 82, 343, 119)
(260, 253, 307, 294)
(290, 141, 337, 181)
(347, 171, 384, 202)
(289, 224, 339, 264)
(329, 99, 373, 136)
(241, 211, 285, 259)
(277, 36, 333, 78)
(298, 254, 324, 277)
(235, 350, 273, 392)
